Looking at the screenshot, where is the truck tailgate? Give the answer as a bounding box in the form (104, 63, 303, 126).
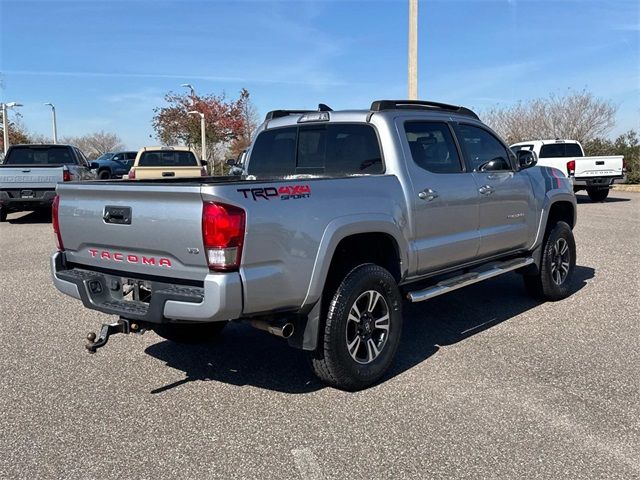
(133, 167, 203, 180)
(57, 183, 209, 281)
(0, 166, 64, 189)
(574, 155, 624, 178)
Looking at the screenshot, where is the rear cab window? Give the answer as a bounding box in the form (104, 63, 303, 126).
(4, 146, 75, 165)
(138, 150, 198, 167)
(539, 143, 584, 158)
(247, 123, 383, 177)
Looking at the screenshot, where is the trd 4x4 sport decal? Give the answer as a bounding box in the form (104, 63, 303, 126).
(237, 185, 311, 201)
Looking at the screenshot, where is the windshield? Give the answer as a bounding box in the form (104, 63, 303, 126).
(96, 153, 114, 161)
(4, 146, 75, 165)
(138, 150, 198, 167)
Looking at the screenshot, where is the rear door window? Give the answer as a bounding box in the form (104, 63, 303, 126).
(404, 122, 463, 173)
(138, 150, 198, 167)
(247, 124, 383, 176)
(4, 146, 75, 165)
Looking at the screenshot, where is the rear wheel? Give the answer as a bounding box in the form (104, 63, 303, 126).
(524, 221, 576, 301)
(308, 263, 403, 391)
(153, 321, 227, 344)
(98, 169, 112, 180)
(587, 188, 609, 202)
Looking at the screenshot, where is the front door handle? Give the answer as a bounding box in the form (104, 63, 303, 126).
(418, 188, 439, 201)
(478, 185, 495, 195)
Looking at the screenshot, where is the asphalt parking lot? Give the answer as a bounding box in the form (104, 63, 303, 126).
(1, 192, 638, 480)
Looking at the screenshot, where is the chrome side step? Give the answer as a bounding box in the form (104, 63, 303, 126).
(406, 257, 534, 303)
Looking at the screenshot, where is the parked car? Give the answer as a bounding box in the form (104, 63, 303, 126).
(510, 139, 624, 202)
(226, 149, 247, 175)
(0, 144, 97, 222)
(93, 151, 137, 179)
(51, 100, 577, 390)
(125, 146, 206, 180)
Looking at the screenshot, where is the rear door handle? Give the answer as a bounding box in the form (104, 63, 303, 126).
(478, 185, 494, 195)
(418, 188, 439, 201)
(162, 171, 176, 177)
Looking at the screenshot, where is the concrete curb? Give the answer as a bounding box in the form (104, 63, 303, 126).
(612, 184, 640, 193)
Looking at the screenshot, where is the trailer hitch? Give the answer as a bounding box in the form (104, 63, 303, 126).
(85, 319, 142, 353)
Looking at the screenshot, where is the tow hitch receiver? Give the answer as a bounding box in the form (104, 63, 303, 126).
(85, 319, 141, 353)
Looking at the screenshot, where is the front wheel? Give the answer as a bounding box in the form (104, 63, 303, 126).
(524, 221, 576, 301)
(308, 264, 403, 391)
(98, 169, 112, 180)
(587, 188, 609, 202)
(152, 321, 227, 344)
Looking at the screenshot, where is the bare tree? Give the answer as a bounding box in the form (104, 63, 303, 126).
(61, 131, 124, 159)
(482, 90, 617, 146)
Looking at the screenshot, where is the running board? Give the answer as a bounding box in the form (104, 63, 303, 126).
(406, 257, 534, 303)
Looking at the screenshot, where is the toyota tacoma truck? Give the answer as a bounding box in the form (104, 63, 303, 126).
(0, 144, 97, 222)
(125, 146, 207, 180)
(51, 100, 577, 390)
(510, 139, 624, 202)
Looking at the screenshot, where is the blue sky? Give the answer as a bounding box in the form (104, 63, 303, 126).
(1, 0, 638, 149)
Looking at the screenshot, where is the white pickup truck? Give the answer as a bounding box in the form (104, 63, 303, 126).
(510, 139, 624, 202)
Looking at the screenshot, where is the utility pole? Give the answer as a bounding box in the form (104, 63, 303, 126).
(408, 0, 418, 100)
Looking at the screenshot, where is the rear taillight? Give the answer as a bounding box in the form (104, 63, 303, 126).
(202, 202, 245, 271)
(62, 169, 71, 182)
(566, 160, 575, 177)
(128, 168, 136, 180)
(52, 195, 64, 251)
(622, 158, 627, 173)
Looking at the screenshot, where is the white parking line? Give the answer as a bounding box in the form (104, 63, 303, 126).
(292, 448, 324, 480)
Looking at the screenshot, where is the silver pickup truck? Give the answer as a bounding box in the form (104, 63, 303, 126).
(0, 144, 97, 221)
(51, 100, 577, 390)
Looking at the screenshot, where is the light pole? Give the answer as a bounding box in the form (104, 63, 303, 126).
(44, 103, 58, 144)
(188, 111, 207, 173)
(408, 0, 418, 100)
(181, 83, 196, 103)
(1, 101, 23, 155)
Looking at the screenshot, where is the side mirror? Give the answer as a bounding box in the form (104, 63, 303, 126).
(89, 162, 100, 169)
(226, 158, 237, 166)
(479, 157, 510, 172)
(517, 150, 537, 169)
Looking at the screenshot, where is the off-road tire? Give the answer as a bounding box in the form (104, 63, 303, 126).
(98, 169, 112, 180)
(587, 188, 609, 202)
(153, 321, 227, 344)
(308, 263, 403, 391)
(524, 221, 576, 301)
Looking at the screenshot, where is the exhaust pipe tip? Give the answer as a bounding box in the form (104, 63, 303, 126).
(250, 319, 295, 339)
(280, 323, 294, 339)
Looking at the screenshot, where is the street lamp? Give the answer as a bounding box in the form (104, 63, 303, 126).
(1, 101, 23, 154)
(181, 83, 196, 102)
(44, 103, 58, 144)
(188, 110, 207, 173)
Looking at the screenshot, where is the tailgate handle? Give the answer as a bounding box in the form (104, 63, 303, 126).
(596, 161, 605, 165)
(162, 171, 175, 177)
(103, 206, 132, 225)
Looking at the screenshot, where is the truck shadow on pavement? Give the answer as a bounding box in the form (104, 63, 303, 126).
(575, 194, 630, 204)
(145, 266, 594, 395)
(7, 210, 52, 224)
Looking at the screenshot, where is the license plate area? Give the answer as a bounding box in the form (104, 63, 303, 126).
(21, 190, 34, 198)
(122, 278, 152, 304)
